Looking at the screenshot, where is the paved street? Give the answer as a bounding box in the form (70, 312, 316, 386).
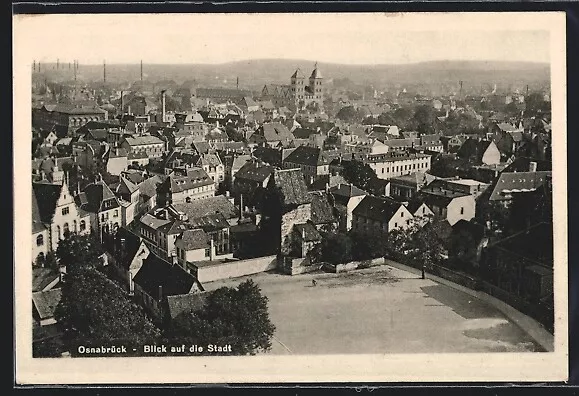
(202, 265, 542, 354)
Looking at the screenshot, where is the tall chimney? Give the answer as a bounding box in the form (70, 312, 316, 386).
(140, 60, 143, 82)
(103, 60, 106, 83)
(33, 60, 36, 72)
(239, 193, 244, 220)
(158, 285, 163, 300)
(162, 90, 166, 123)
(57, 58, 59, 70)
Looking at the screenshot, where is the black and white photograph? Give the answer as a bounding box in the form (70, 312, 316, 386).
(14, 11, 568, 384)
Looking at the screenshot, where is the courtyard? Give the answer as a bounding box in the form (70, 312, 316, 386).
(202, 264, 542, 354)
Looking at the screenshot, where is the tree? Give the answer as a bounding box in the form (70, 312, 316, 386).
(413, 105, 437, 135)
(340, 160, 377, 193)
(33, 338, 63, 358)
(349, 230, 386, 261)
(386, 216, 446, 271)
(56, 233, 105, 273)
(336, 105, 365, 123)
(164, 279, 275, 355)
(320, 232, 353, 265)
(55, 267, 160, 356)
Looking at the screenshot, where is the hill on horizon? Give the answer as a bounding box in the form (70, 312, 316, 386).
(34, 59, 550, 92)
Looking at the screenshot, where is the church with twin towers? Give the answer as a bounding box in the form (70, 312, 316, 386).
(261, 63, 324, 111)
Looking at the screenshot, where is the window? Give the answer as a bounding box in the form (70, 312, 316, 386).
(394, 222, 398, 228)
(73, 220, 77, 232)
(62, 207, 69, 216)
(80, 220, 86, 231)
(63, 223, 69, 235)
(114, 209, 119, 217)
(401, 211, 404, 217)
(460, 207, 464, 215)
(57, 225, 61, 239)
(422, 206, 426, 214)
(36, 234, 44, 246)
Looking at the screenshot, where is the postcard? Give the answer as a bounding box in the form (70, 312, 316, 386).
(13, 11, 568, 384)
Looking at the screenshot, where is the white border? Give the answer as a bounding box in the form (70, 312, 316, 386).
(14, 12, 568, 384)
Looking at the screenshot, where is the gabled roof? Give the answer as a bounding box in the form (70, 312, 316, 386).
(192, 141, 212, 155)
(157, 168, 213, 194)
(451, 219, 485, 244)
(32, 267, 60, 292)
(328, 183, 367, 206)
(114, 227, 148, 270)
(352, 195, 406, 222)
(32, 189, 47, 233)
(235, 160, 275, 183)
(32, 288, 62, 321)
(172, 195, 238, 221)
(133, 254, 197, 299)
(292, 127, 317, 139)
(166, 292, 207, 320)
(178, 228, 210, 250)
(116, 176, 139, 196)
(308, 191, 336, 225)
(32, 182, 63, 224)
(123, 136, 164, 146)
(283, 145, 331, 167)
(488, 171, 551, 201)
(251, 122, 293, 143)
(251, 146, 283, 167)
(271, 169, 311, 207)
(78, 180, 120, 213)
(389, 171, 427, 188)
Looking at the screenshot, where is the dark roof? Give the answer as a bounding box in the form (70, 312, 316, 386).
(32, 267, 60, 292)
(456, 139, 495, 161)
(133, 254, 197, 299)
(32, 289, 62, 320)
(489, 222, 553, 267)
(138, 175, 163, 199)
(489, 171, 551, 201)
(32, 188, 47, 233)
(308, 191, 336, 225)
(86, 129, 109, 141)
(235, 160, 275, 183)
(32, 182, 63, 224)
(189, 213, 230, 232)
(451, 219, 485, 243)
(352, 195, 404, 222)
(406, 200, 428, 214)
(166, 292, 207, 320)
(271, 169, 311, 207)
(172, 195, 238, 221)
(178, 228, 210, 250)
(293, 222, 322, 242)
(157, 168, 213, 194)
(292, 127, 317, 139)
(192, 141, 212, 155)
(250, 122, 293, 143)
(114, 227, 147, 270)
(503, 157, 552, 173)
(419, 187, 469, 208)
(283, 146, 331, 167)
(251, 146, 283, 167)
(78, 181, 120, 213)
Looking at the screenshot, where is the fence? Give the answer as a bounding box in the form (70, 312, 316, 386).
(481, 281, 554, 333)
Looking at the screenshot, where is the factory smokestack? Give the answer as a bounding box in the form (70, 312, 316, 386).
(140, 60, 143, 81)
(162, 90, 166, 123)
(103, 60, 106, 83)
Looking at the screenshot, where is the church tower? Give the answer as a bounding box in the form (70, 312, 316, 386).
(309, 62, 323, 106)
(290, 68, 306, 106)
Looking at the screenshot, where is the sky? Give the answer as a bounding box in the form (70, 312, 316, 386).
(13, 13, 552, 65)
